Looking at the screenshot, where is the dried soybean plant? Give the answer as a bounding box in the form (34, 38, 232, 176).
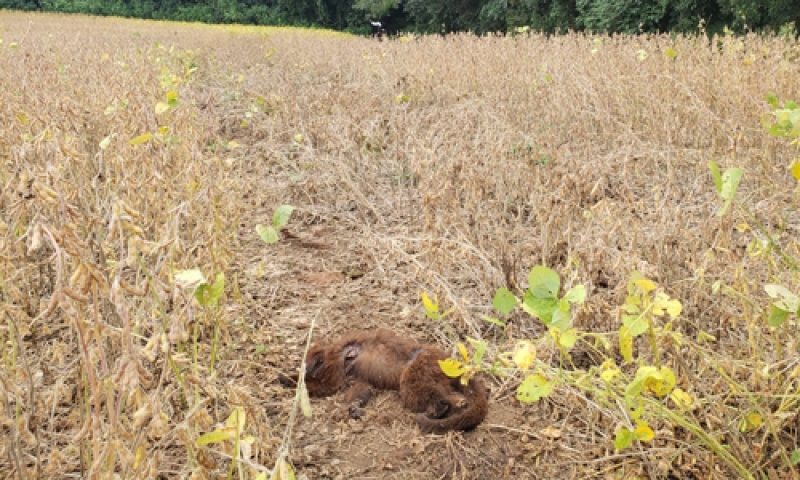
(0, 13, 244, 478)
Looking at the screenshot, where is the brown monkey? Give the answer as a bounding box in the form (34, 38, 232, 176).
(399, 349, 488, 434)
(301, 329, 416, 408)
(294, 329, 487, 432)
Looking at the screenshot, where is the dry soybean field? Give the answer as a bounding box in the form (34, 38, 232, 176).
(2, 10, 800, 479)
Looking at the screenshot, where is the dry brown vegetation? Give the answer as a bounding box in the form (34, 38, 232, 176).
(2, 10, 800, 480)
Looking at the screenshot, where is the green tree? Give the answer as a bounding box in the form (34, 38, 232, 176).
(353, 0, 398, 18)
(577, 0, 670, 33)
(506, 0, 579, 33)
(716, 0, 800, 31)
(404, 0, 489, 33)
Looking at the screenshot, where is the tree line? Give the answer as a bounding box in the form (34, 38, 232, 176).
(1, 0, 797, 36)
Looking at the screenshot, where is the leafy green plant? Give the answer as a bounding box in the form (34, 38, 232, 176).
(764, 94, 800, 180)
(603, 272, 688, 450)
(174, 269, 227, 374)
(492, 265, 585, 343)
(709, 159, 799, 271)
(256, 205, 294, 244)
(486, 266, 586, 403)
(196, 407, 257, 479)
(619, 271, 682, 366)
(764, 284, 800, 327)
(421, 290, 488, 385)
(709, 161, 743, 216)
(438, 338, 488, 386)
(487, 267, 704, 456)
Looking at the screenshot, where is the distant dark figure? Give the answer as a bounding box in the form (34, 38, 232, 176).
(370, 21, 387, 40)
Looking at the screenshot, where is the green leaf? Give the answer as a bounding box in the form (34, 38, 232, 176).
(644, 366, 676, 397)
(468, 338, 488, 365)
(622, 313, 649, 337)
(766, 92, 778, 108)
(627, 395, 644, 420)
(717, 167, 743, 216)
(516, 374, 555, 403)
(129, 133, 153, 145)
(522, 291, 558, 324)
(557, 297, 570, 313)
(225, 406, 246, 433)
(769, 124, 787, 137)
(625, 366, 657, 399)
(174, 269, 207, 291)
(562, 285, 586, 304)
(619, 325, 633, 362)
(626, 366, 675, 400)
(557, 328, 578, 349)
(256, 224, 278, 244)
(739, 411, 762, 432)
(720, 168, 743, 201)
(709, 161, 722, 193)
(272, 205, 294, 229)
(791, 449, 800, 465)
(621, 302, 640, 314)
(210, 272, 225, 297)
(197, 427, 237, 445)
(614, 428, 633, 450)
(664, 47, 678, 58)
(550, 308, 571, 331)
(764, 284, 800, 313)
(768, 305, 790, 327)
(492, 287, 517, 314)
(195, 272, 225, 306)
(527, 265, 560, 298)
(166, 90, 179, 107)
(626, 271, 644, 296)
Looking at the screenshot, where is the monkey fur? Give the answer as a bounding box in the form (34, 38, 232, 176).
(294, 329, 487, 433)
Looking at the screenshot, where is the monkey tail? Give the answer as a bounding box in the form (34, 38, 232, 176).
(414, 379, 488, 434)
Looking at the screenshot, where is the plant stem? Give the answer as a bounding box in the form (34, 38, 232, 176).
(736, 201, 799, 271)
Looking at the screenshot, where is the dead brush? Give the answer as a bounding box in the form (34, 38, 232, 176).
(2, 9, 800, 479)
(0, 12, 246, 479)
